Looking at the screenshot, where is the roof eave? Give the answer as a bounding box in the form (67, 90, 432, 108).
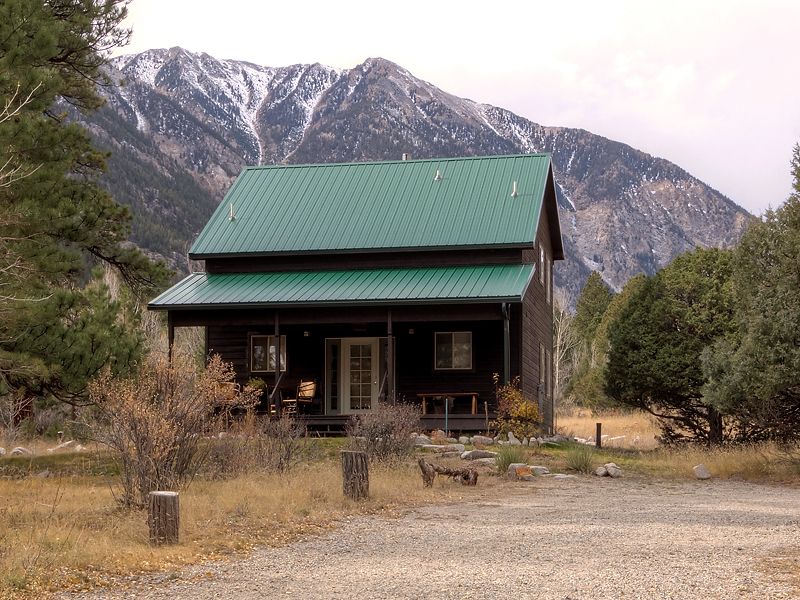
(188, 242, 534, 261)
(148, 295, 525, 312)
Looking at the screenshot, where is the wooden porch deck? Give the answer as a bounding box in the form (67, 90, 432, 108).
(303, 414, 493, 435)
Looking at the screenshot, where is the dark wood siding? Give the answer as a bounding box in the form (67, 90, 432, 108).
(204, 317, 508, 416)
(520, 201, 555, 433)
(205, 247, 525, 273)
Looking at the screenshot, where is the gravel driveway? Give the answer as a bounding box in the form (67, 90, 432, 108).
(67, 476, 799, 599)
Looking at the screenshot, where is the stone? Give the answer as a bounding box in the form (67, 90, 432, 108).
(10, 447, 31, 456)
(506, 462, 527, 477)
(458, 436, 470, 445)
(514, 466, 534, 481)
(595, 466, 609, 477)
(528, 438, 540, 448)
(522, 437, 529, 446)
(531, 465, 550, 475)
(461, 449, 498, 460)
(0, 447, 5, 456)
(470, 458, 497, 467)
(414, 434, 432, 446)
(507, 431, 521, 445)
(420, 444, 465, 453)
(444, 437, 458, 444)
(553, 474, 578, 480)
(431, 429, 446, 439)
(34, 470, 51, 479)
(604, 462, 623, 478)
(693, 464, 712, 480)
(471, 435, 494, 446)
(440, 451, 462, 458)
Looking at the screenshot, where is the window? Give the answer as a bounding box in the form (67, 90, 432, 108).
(545, 249, 552, 304)
(539, 342, 546, 393)
(538, 244, 545, 284)
(435, 332, 472, 370)
(250, 335, 286, 372)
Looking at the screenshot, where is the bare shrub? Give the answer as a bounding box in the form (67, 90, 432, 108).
(205, 413, 308, 476)
(88, 353, 259, 508)
(346, 402, 420, 462)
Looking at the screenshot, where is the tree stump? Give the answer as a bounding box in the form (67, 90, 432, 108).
(341, 450, 369, 500)
(418, 458, 478, 487)
(148, 491, 180, 545)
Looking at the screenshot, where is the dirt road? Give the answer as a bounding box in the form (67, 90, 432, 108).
(66, 475, 799, 599)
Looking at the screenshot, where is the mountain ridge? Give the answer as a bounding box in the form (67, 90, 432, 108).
(87, 47, 750, 303)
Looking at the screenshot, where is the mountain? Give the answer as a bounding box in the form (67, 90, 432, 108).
(83, 47, 750, 303)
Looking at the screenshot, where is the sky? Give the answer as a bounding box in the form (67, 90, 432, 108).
(117, 0, 800, 215)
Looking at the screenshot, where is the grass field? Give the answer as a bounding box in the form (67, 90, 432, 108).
(2, 417, 799, 599)
(555, 409, 661, 449)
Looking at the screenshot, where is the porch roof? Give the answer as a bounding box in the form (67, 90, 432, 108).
(148, 264, 534, 310)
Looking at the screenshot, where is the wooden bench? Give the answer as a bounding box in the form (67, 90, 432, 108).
(416, 392, 479, 415)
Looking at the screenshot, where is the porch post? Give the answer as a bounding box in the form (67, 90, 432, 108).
(167, 311, 174, 362)
(387, 309, 395, 404)
(274, 311, 281, 415)
(502, 303, 510, 385)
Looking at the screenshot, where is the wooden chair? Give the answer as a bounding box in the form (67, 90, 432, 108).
(281, 380, 316, 416)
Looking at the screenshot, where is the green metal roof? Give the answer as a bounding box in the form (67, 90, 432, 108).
(148, 264, 535, 310)
(189, 154, 553, 257)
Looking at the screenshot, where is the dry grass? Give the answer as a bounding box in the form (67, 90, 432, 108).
(556, 409, 661, 450)
(0, 450, 491, 599)
(635, 442, 800, 482)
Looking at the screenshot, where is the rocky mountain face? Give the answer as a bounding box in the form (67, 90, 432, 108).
(84, 47, 750, 303)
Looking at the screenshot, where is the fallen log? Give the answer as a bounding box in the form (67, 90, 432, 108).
(418, 458, 478, 487)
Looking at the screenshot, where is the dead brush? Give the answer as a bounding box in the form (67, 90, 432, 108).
(345, 401, 420, 463)
(88, 353, 259, 508)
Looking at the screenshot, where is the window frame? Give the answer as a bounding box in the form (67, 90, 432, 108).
(434, 331, 473, 371)
(250, 334, 287, 373)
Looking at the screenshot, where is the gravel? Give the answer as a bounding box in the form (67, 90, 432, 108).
(63, 476, 799, 599)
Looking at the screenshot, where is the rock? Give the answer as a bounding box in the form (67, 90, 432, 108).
(47, 440, 75, 453)
(458, 436, 470, 445)
(507, 431, 521, 445)
(0, 447, 5, 456)
(10, 447, 31, 456)
(522, 437, 529, 446)
(471, 435, 494, 446)
(440, 451, 462, 458)
(414, 434, 432, 446)
(431, 430, 446, 439)
(506, 462, 527, 477)
(443, 437, 458, 444)
(461, 449, 498, 460)
(693, 464, 712, 480)
(470, 458, 497, 467)
(514, 466, 534, 481)
(420, 444, 465, 453)
(595, 466, 609, 477)
(531, 465, 550, 475)
(604, 462, 623, 478)
(34, 470, 51, 479)
(74, 444, 85, 452)
(553, 474, 578, 480)
(528, 438, 540, 448)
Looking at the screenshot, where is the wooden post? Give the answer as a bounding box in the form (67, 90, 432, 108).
(596, 422, 602, 449)
(386, 309, 395, 404)
(167, 312, 174, 361)
(341, 450, 369, 500)
(274, 311, 281, 415)
(148, 491, 179, 545)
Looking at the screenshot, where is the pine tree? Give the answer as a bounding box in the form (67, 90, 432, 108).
(0, 1, 168, 403)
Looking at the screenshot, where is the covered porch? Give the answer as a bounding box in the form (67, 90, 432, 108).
(150, 264, 534, 432)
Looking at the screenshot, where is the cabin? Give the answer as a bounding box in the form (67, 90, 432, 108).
(148, 154, 564, 433)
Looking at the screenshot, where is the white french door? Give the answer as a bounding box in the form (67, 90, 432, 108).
(341, 338, 379, 414)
